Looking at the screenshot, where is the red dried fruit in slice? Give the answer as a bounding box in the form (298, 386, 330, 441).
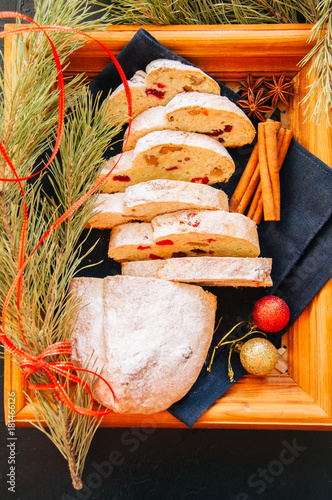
(156, 239, 174, 246)
(172, 252, 187, 258)
(190, 221, 200, 228)
(166, 166, 179, 171)
(153, 82, 166, 89)
(224, 125, 233, 132)
(113, 175, 131, 182)
(145, 88, 165, 99)
(137, 245, 151, 250)
(190, 177, 209, 184)
(149, 254, 164, 260)
(206, 129, 224, 137)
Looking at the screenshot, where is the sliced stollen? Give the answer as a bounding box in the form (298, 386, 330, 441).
(122, 257, 273, 287)
(107, 59, 220, 124)
(123, 179, 229, 219)
(70, 275, 217, 414)
(123, 92, 256, 151)
(108, 222, 162, 261)
(98, 130, 235, 193)
(165, 92, 256, 147)
(152, 209, 260, 257)
(106, 71, 151, 124)
(144, 58, 220, 102)
(123, 105, 168, 151)
(87, 180, 229, 230)
(86, 193, 133, 230)
(108, 210, 260, 262)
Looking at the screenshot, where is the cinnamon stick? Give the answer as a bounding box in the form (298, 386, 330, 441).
(235, 162, 260, 214)
(278, 129, 293, 169)
(247, 177, 262, 219)
(249, 127, 292, 223)
(252, 194, 263, 224)
(265, 121, 280, 220)
(258, 122, 276, 220)
(229, 144, 259, 212)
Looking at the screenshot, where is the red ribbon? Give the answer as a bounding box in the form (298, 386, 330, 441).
(0, 12, 133, 417)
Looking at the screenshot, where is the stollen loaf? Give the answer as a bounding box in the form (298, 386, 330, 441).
(165, 92, 256, 147)
(98, 130, 235, 193)
(108, 209, 260, 262)
(107, 59, 220, 124)
(87, 179, 229, 229)
(70, 275, 217, 414)
(122, 257, 273, 287)
(123, 93, 256, 151)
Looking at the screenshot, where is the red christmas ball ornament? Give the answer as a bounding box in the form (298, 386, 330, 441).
(252, 296, 290, 333)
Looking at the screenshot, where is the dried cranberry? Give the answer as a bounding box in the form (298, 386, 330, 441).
(206, 129, 224, 137)
(153, 82, 166, 89)
(172, 252, 187, 258)
(156, 239, 174, 246)
(224, 124, 233, 132)
(206, 238, 216, 243)
(166, 166, 178, 171)
(137, 245, 151, 250)
(149, 254, 164, 260)
(190, 177, 209, 184)
(113, 175, 130, 182)
(145, 88, 165, 99)
(191, 249, 207, 254)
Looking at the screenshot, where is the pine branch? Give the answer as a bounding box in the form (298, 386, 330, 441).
(0, 0, 126, 490)
(95, 0, 318, 25)
(299, 0, 332, 125)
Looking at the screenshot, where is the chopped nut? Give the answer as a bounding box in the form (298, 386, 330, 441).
(144, 154, 159, 166)
(190, 75, 204, 85)
(188, 109, 201, 116)
(159, 145, 183, 154)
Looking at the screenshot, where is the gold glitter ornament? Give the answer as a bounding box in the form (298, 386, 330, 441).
(239, 338, 278, 376)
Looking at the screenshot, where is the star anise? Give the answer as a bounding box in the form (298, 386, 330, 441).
(264, 72, 294, 107)
(238, 72, 266, 98)
(237, 88, 273, 122)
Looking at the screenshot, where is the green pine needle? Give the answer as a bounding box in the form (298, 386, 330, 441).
(0, 0, 125, 489)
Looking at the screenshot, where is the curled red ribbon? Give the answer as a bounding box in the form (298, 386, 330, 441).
(0, 11, 133, 417)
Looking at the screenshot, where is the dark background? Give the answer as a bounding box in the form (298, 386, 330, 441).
(1, 1, 332, 499)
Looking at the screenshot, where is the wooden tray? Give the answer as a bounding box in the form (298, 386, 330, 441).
(4, 24, 332, 429)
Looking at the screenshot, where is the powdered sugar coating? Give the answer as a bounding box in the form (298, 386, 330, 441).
(122, 257, 273, 287)
(71, 275, 217, 414)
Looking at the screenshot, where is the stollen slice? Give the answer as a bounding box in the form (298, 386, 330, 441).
(98, 130, 235, 193)
(165, 92, 256, 147)
(122, 257, 273, 287)
(108, 209, 260, 262)
(87, 179, 229, 230)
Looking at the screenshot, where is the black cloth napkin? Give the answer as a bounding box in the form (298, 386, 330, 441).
(82, 28, 332, 427)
